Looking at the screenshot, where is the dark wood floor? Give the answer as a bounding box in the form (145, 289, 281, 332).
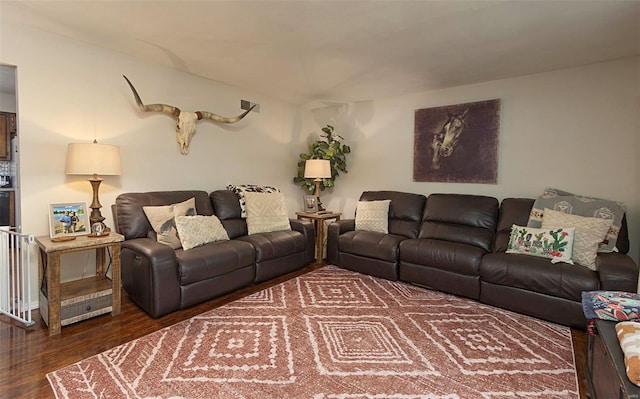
(1, 263, 589, 398)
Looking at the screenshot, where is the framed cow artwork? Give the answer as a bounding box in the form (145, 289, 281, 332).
(413, 99, 500, 184)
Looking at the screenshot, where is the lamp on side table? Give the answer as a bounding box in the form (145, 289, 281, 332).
(65, 140, 121, 233)
(304, 159, 331, 212)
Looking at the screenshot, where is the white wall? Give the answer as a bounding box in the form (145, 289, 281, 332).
(308, 57, 640, 264)
(0, 21, 303, 304)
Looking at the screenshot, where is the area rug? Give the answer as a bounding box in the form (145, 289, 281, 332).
(47, 265, 579, 398)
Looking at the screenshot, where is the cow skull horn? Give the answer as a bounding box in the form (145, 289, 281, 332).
(122, 75, 255, 155)
(123, 75, 180, 117)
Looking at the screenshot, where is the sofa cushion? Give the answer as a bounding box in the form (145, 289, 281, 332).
(337, 230, 405, 262)
(176, 240, 255, 285)
(493, 198, 535, 252)
(238, 230, 307, 262)
(245, 192, 291, 235)
(115, 190, 213, 240)
(494, 197, 631, 255)
(419, 194, 498, 252)
(175, 215, 229, 250)
(355, 200, 391, 233)
(143, 197, 196, 249)
(527, 187, 625, 252)
(359, 191, 427, 239)
(541, 208, 612, 270)
(400, 238, 485, 276)
(480, 252, 599, 302)
(210, 190, 248, 239)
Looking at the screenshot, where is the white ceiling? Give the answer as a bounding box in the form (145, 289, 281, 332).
(1, 1, 639, 104)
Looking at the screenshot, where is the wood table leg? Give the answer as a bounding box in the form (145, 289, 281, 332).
(96, 247, 105, 276)
(315, 220, 324, 262)
(111, 244, 121, 316)
(46, 253, 61, 336)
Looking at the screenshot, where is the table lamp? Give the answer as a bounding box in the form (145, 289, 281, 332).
(304, 159, 331, 212)
(65, 140, 121, 233)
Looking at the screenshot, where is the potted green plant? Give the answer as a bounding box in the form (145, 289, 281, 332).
(294, 125, 351, 193)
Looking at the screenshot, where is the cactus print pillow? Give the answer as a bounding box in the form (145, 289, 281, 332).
(506, 224, 575, 264)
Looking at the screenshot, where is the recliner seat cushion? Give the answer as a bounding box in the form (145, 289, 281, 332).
(480, 252, 599, 302)
(238, 230, 307, 262)
(176, 240, 255, 285)
(400, 238, 485, 275)
(337, 230, 405, 262)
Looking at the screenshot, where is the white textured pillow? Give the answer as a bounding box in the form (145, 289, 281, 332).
(226, 184, 281, 218)
(244, 192, 291, 235)
(143, 197, 196, 249)
(355, 200, 391, 233)
(175, 215, 229, 250)
(541, 208, 612, 270)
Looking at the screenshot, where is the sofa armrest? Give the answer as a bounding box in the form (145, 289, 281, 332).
(327, 219, 356, 265)
(290, 218, 315, 264)
(597, 252, 639, 292)
(121, 238, 181, 318)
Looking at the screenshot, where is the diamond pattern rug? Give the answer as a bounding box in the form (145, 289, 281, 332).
(47, 266, 579, 398)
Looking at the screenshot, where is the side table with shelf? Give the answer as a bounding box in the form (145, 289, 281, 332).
(36, 233, 123, 335)
(296, 211, 341, 263)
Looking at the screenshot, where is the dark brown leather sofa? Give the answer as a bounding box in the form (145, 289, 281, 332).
(113, 190, 315, 318)
(327, 191, 638, 328)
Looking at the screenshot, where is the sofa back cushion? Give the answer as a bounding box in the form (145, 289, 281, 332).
(419, 193, 498, 252)
(495, 197, 630, 254)
(359, 191, 427, 239)
(493, 198, 535, 253)
(210, 190, 248, 239)
(115, 191, 213, 240)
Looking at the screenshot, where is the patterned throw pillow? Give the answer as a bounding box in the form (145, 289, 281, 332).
(615, 321, 640, 386)
(226, 184, 280, 218)
(355, 200, 391, 233)
(244, 192, 291, 235)
(541, 208, 612, 270)
(143, 198, 196, 249)
(175, 215, 229, 250)
(506, 224, 574, 264)
(527, 187, 625, 252)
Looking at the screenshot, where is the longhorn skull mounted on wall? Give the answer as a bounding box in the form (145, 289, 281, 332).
(123, 75, 256, 155)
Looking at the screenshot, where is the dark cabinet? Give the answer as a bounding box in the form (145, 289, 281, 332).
(0, 113, 13, 161)
(586, 319, 640, 399)
(4, 113, 16, 134)
(0, 191, 14, 227)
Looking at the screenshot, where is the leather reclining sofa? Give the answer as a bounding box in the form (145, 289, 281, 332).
(112, 190, 315, 318)
(327, 191, 638, 329)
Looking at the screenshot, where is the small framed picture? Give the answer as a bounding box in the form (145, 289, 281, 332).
(303, 195, 318, 213)
(49, 203, 89, 238)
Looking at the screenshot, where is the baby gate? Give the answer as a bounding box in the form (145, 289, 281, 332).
(0, 227, 35, 327)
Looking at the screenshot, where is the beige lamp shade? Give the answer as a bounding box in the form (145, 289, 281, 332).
(304, 159, 331, 179)
(65, 141, 122, 177)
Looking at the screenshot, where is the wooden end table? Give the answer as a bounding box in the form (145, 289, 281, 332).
(296, 211, 341, 263)
(35, 233, 123, 336)
(586, 318, 640, 399)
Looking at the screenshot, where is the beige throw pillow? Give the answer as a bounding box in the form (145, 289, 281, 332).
(355, 200, 391, 233)
(175, 215, 229, 250)
(541, 208, 612, 270)
(244, 192, 291, 235)
(143, 197, 196, 249)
